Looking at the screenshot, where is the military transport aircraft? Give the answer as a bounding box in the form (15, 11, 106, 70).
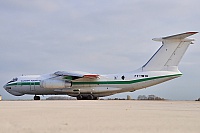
(3, 32, 198, 100)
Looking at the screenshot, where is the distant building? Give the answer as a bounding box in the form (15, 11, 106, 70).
(148, 95, 156, 100)
(138, 95, 147, 100)
(138, 95, 164, 100)
(127, 95, 131, 100)
(155, 96, 164, 100)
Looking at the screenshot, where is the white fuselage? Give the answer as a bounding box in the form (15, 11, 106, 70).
(4, 70, 181, 98)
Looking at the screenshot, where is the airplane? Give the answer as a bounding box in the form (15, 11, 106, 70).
(3, 32, 198, 100)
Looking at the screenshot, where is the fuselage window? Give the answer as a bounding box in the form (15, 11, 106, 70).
(121, 75, 125, 80)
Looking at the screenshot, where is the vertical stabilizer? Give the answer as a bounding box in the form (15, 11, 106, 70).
(142, 32, 198, 71)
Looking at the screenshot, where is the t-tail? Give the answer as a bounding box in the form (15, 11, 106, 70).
(142, 32, 198, 72)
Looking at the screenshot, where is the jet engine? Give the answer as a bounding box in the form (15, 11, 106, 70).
(40, 79, 71, 89)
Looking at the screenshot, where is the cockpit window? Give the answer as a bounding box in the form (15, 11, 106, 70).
(7, 77, 18, 84)
(13, 78, 18, 81)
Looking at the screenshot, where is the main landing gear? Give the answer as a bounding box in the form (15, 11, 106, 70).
(77, 94, 98, 100)
(34, 95, 40, 100)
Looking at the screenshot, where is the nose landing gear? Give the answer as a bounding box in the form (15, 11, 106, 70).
(34, 95, 40, 100)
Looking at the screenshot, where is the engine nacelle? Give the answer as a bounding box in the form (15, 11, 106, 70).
(40, 79, 71, 89)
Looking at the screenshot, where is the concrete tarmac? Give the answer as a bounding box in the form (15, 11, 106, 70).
(0, 100, 200, 133)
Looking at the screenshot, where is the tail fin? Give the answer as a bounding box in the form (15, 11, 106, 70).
(142, 32, 198, 71)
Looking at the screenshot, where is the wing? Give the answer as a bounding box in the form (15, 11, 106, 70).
(54, 71, 99, 80)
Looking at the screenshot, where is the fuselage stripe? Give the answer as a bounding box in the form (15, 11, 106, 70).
(72, 74, 182, 85)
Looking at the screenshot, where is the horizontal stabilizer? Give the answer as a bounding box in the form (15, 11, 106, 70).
(153, 32, 198, 41)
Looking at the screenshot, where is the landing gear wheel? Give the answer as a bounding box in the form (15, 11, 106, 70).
(94, 97, 99, 100)
(77, 95, 83, 100)
(87, 95, 94, 100)
(34, 95, 40, 100)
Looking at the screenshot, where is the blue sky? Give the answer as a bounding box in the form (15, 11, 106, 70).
(0, 0, 200, 100)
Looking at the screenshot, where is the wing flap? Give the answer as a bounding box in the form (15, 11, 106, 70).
(83, 74, 99, 79)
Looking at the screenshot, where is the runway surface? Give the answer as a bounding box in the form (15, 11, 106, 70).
(0, 100, 200, 133)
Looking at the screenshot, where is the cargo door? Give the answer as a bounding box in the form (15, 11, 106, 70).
(30, 82, 35, 91)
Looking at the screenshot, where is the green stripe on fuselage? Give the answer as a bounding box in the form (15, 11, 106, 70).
(72, 74, 182, 85)
(6, 82, 40, 86)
